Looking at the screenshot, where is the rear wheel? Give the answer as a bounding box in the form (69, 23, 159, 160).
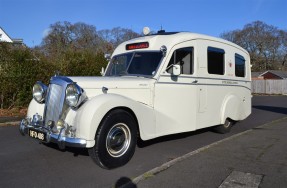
(213, 119, 234, 134)
(88, 109, 137, 169)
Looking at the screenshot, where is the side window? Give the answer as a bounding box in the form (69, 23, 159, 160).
(167, 47, 193, 74)
(207, 47, 225, 75)
(235, 53, 245, 77)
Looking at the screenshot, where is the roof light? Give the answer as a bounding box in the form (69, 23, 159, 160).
(143, 27, 151, 36)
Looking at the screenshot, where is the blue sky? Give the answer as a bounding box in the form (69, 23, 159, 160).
(0, 0, 286, 47)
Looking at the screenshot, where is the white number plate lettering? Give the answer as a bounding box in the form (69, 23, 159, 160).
(28, 129, 46, 141)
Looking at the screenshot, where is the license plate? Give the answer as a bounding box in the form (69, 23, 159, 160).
(28, 128, 47, 142)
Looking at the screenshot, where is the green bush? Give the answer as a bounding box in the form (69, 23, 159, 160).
(0, 43, 107, 109)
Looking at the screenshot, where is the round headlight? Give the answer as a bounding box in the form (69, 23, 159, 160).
(33, 82, 47, 103)
(66, 84, 80, 107)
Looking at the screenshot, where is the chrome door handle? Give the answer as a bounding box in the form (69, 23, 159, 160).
(192, 80, 198, 84)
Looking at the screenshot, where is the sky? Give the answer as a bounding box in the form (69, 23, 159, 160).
(0, 0, 286, 47)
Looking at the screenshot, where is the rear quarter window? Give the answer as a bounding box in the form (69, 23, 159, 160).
(235, 53, 245, 77)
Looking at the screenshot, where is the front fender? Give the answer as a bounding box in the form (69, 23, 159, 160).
(74, 94, 156, 147)
(27, 99, 45, 118)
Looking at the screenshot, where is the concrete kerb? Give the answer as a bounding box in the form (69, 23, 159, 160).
(125, 116, 287, 187)
(0, 121, 20, 127)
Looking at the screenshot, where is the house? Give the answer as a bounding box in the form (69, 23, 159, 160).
(0, 27, 23, 44)
(251, 72, 264, 80)
(252, 70, 287, 80)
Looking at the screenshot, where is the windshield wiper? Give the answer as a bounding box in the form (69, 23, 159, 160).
(117, 71, 128, 76)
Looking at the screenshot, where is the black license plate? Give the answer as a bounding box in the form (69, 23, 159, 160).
(28, 128, 47, 142)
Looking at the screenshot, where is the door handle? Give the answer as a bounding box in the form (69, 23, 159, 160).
(192, 80, 198, 84)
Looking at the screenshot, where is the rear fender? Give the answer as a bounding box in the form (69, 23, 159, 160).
(220, 94, 242, 124)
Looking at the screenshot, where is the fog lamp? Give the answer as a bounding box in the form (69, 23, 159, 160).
(47, 120, 54, 129)
(32, 113, 42, 126)
(56, 119, 65, 130)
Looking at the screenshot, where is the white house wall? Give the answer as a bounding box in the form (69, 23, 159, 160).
(0, 28, 13, 42)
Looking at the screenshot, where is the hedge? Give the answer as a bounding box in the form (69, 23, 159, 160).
(0, 43, 107, 109)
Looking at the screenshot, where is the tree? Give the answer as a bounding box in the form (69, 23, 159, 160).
(98, 27, 141, 51)
(279, 30, 287, 69)
(221, 21, 287, 71)
(0, 21, 142, 109)
(41, 21, 104, 57)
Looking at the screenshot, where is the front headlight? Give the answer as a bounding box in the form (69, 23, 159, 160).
(33, 81, 47, 103)
(65, 83, 86, 108)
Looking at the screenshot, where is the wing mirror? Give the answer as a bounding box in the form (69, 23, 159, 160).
(172, 64, 181, 76)
(104, 54, 111, 61)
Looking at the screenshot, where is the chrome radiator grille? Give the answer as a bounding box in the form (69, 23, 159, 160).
(44, 84, 64, 126)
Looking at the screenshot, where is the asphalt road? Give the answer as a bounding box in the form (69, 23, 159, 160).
(0, 96, 287, 188)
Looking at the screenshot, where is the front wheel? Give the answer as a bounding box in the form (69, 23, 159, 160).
(213, 119, 235, 134)
(88, 109, 137, 169)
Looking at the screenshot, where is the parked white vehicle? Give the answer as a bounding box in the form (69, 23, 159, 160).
(20, 29, 252, 169)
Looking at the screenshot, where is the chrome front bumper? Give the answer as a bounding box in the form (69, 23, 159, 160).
(19, 119, 87, 149)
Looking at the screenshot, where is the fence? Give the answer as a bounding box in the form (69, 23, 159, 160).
(252, 80, 287, 95)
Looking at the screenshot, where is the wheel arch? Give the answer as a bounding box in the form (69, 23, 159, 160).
(74, 93, 156, 146)
(220, 94, 242, 124)
(96, 106, 140, 139)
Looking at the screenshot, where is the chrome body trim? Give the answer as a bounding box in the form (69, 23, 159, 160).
(43, 76, 73, 128)
(155, 82, 251, 90)
(19, 118, 87, 149)
(32, 81, 48, 103)
(20, 76, 88, 149)
(159, 74, 252, 83)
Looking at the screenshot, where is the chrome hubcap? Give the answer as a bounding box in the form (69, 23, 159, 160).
(106, 123, 131, 157)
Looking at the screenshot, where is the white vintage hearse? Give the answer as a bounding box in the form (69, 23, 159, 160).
(20, 28, 252, 169)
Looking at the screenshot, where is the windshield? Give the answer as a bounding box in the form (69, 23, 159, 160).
(105, 51, 163, 77)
